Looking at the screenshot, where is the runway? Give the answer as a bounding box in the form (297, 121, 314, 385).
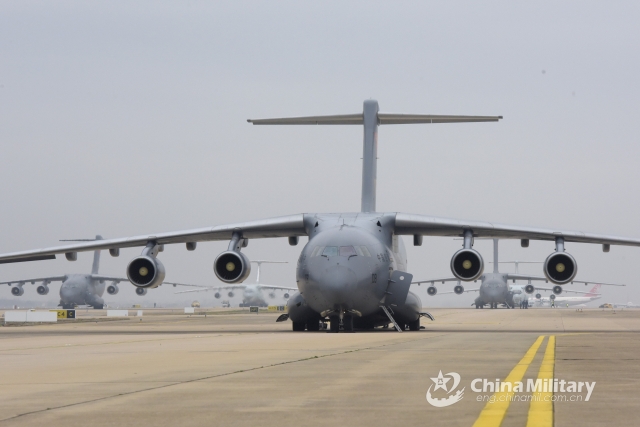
(0, 307, 638, 426)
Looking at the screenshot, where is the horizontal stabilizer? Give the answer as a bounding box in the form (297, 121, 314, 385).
(248, 114, 363, 125)
(248, 113, 502, 126)
(377, 113, 502, 124)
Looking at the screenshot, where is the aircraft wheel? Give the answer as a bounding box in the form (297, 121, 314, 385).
(329, 317, 340, 333)
(306, 320, 320, 331)
(292, 321, 306, 332)
(475, 304, 480, 309)
(343, 315, 354, 332)
(408, 318, 420, 331)
(93, 304, 104, 309)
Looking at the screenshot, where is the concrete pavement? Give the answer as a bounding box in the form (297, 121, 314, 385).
(0, 307, 638, 426)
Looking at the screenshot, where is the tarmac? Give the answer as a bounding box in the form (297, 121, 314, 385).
(0, 307, 638, 426)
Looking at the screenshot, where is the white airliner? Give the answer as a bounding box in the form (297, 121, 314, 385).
(531, 284, 603, 307)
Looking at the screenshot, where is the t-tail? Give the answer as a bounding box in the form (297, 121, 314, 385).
(91, 235, 103, 274)
(248, 101, 502, 212)
(251, 260, 288, 284)
(59, 234, 104, 274)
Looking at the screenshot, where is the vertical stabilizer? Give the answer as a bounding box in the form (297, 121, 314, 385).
(247, 102, 501, 214)
(361, 100, 379, 212)
(250, 260, 287, 284)
(92, 235, 103, 274)
(493, 239, 499, 273)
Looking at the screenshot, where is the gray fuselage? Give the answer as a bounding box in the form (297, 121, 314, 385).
(59, 274, 106, 308)
(290, 213, 421, 326)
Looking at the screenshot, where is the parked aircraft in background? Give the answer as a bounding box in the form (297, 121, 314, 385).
(611, 301, 639, 308)
(531, 284, 603, 307)
(0, 236, 129, 309)
(414, 240, 624, 308)
(3, 101, 640, 332)
(170, 261, 294, 307)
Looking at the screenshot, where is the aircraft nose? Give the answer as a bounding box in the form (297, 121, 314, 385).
(317, 265, 358, 305)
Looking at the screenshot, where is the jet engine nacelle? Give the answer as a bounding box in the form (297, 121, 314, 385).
(36, 285, 49, 295)
(549, 294, 556, 300)
(214, 251, 251, 284)
(11, 286, 24, 296)
(214, 292, 221, 299)
(543, 252, 577, 285)
(136, 287, 148, 296)
(450, 249, 484, 281)
(427, 286, 437, 296)
(269, 292, 276, 299)
(535, 293, 542, 299)
(107, 284, 119, 295)
(524, 284, 535, 294)
(283, 292, 290, 299)
(228, 291, 235, 298)
(127, 256, 166, 289)
(453, 285, 464, 295)
(553, 285, 563, 295)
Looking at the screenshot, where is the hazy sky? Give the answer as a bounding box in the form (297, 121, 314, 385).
(1, 1, 639, 307)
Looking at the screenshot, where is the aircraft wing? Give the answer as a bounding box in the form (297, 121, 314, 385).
(394, 213, 640, 246)
(0, 276, 66, 285)
(412, 277, 463, 285)
(0, 215, 306, 264)
(256, 284, 298, 291)
(174, 288, 213, 294)
(438, 288, 480, 294)
(530, 286, 601, 296)
(90, 275, 130, 282)
(506, 274, 625, 287)
(171, 284, 248, 294)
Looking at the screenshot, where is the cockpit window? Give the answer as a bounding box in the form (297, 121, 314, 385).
(339, 246, 357, 257)
(322, 246, 339, 257)
(311, 246, 325, 257)
(359, 246, 371, 257)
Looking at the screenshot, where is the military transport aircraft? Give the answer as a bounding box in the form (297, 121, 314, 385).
(170, 260, 295, 307)
(414, 239, 624, 309)
(2, 100, 640, 332)
(0, 236, 129, 309)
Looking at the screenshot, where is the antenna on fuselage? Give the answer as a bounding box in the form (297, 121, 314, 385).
(250, 261, 288, 284)
(248, 101, 502, 213)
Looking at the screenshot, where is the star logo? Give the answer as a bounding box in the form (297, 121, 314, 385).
(430, 370, 451, 392)
(426, 370, 464, 408)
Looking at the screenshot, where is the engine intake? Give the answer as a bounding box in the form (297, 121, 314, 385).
(214, 251, 251, 284)
(214, 292, 221, 299)
(127, 256, 166, 288)
(454, 284, 464, 295)
(37, 285, 49, 295)
(450, 249, 484, 281)
(427, 286, 437, 296)
(524, 284, 535, 294)
(135, 287, 148, 296)
(107, 284, 119, 295)
(553, 285, 563, 295)
(11, 286, 24, 296)
(543, 252, 577, 285)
